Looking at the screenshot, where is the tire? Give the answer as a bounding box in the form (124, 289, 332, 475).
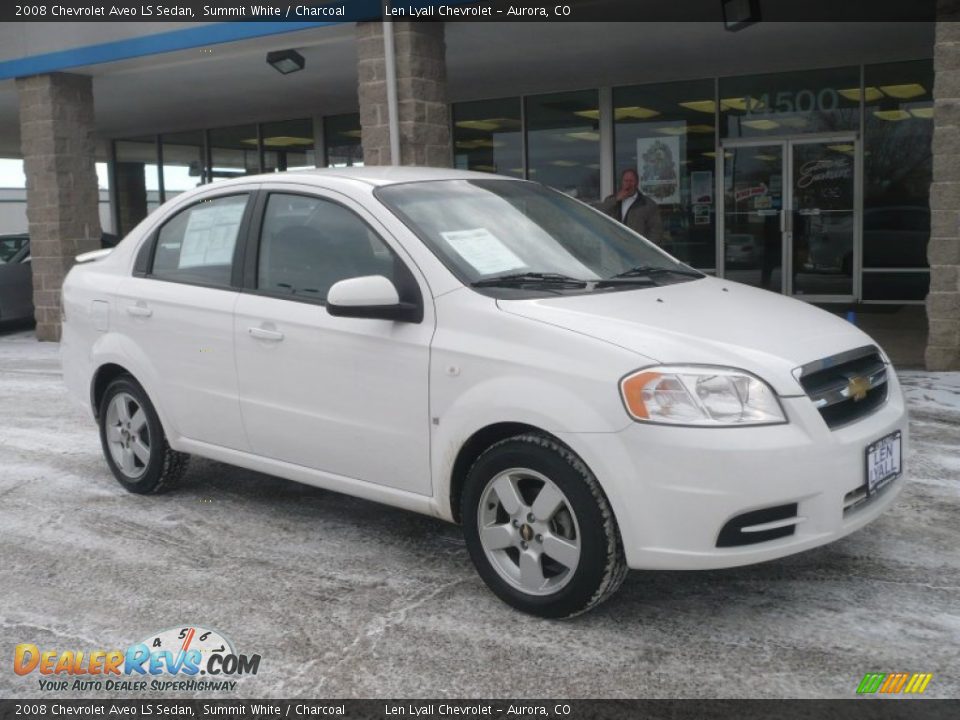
(98, 375, 189, 494)
(462, 433, 627, 618)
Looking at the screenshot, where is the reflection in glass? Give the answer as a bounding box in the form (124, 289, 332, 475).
(452, 98, 523, 176)
(209, 124, 260, 182)
(864, 60, 932, 270)
(791, 141, 854, 297)
(719, 67, 859, 139)
(262, 118, 316, 172)
(614, 79, 715, 267)
(161, 131, 205, 200)
(723, 145, 783, 292)
(525, 90, 601, 202)
(115, 138, 160, 236)
(325, 114, 363, 167)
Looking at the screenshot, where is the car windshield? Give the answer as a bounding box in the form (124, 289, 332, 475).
(376, 179, 701, 294)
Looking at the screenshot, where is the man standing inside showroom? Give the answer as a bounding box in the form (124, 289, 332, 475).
(600, 168, 664, 245)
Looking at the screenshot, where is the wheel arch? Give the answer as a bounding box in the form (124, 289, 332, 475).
(91, 363, 133, 421)
(449, 422, 575, 523)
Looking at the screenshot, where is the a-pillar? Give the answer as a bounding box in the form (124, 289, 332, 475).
(17, 72, 101, 341)
(356, 21, 451, 167)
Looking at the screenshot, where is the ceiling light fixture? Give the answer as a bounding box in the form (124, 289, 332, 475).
(267, 49, 305, 75)
(722, 0, 760, 32)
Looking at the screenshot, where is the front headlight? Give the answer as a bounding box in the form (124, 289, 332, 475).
(620, 365, 786, 427)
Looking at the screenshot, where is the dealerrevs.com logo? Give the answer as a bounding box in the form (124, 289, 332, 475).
(14, 626, 260, 693)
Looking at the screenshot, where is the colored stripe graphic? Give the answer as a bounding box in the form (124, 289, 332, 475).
(857, 672, 932, 694)
(857, 673, 885, 694)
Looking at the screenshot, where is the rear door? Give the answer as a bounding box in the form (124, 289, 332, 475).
(115, 190, 255, 450)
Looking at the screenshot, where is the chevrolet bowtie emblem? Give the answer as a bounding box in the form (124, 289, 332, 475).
(847, 376, 870, 401)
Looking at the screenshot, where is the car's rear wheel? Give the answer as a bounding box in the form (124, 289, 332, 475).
(462, 434, 627, 618)
(98, 376, 189, 494)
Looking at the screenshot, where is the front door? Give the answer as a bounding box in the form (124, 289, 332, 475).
(721, 136, 858, 301)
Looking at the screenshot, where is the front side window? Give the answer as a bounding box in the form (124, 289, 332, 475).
(256, 193, 405, 303)
(150, 194, 248, 287)
(377, 179, 701, 296)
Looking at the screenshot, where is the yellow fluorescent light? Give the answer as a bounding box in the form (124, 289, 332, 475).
(615, 106, 661, 120)
(679, 100, 717, 114)
(754, 154, 778, 161)
(455, 119, 499, 131)
(587, 163, 600, 169)
(741, 119, 780, 130)
(654, 126, 687, 135)
(827, 144, 855, 153)
(721, 97, 765, 112)
(573, 109, 600, 120)
(565, 131, 600, 141)
(910, 107, 934, 119)
(262, 136, 314, 148)
(839, 87, 884, 102)
(686, 124, 715, 134)
(879, 83, 926, 99)
(550, 160, 578, 167)
(341, 130, 363, 139)
(702, 151, 733, 159)
(455, 139, 495, 149)
(873, 109, 911, 121)
(472, 164, 496, 172)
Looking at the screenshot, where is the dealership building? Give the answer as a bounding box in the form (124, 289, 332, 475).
(0, 4, 958, 369)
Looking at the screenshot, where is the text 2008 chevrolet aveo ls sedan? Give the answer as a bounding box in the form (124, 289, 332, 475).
(61, 168, 906, 618)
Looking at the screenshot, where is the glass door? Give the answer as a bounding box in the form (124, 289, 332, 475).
(722, 143, 785, 293)
(721, 136, 857, 302)
(787, 138, 856, 300)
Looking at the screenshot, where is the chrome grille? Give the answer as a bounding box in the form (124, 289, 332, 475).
(796, 346, 888, 429)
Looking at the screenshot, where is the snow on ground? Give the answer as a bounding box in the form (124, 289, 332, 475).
(0, 330, 958, 699)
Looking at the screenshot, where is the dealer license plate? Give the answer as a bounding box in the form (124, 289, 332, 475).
(865, 430, 902, 495)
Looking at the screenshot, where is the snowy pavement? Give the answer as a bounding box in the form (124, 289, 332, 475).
(0, 329, 958, 699)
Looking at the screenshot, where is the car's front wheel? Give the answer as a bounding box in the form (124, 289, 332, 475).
(98, 376, 189, 494)
(462, 434, 627, 618)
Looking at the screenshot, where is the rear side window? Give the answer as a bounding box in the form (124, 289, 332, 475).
(256, 193, 402, 303)
(151, 194, 249, 287)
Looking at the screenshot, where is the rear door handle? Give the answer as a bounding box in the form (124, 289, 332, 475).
(126, 304, 152, 317)
(248, 326, 284, 342)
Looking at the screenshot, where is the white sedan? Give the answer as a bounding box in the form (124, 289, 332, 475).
(61, 167, 906, 617)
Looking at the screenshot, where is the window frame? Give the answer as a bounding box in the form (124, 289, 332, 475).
(240, 188, 425, 317)
(134, 191, 256, 291)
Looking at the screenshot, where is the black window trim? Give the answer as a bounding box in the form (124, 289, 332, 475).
(239, 188, 425, 321)
(133, 190, 257, 292)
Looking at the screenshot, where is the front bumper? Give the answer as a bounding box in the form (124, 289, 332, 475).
(559, 371, 908, 570)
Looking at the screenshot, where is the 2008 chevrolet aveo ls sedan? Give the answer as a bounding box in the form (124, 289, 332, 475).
(61, 167, 906, 617)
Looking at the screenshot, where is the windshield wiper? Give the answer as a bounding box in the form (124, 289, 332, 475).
(607, 265, 704, 280)
(472, 272, 588, 289)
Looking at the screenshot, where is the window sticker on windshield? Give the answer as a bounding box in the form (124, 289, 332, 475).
(440, 228, 526, 275)
(179, 201, 245, 268)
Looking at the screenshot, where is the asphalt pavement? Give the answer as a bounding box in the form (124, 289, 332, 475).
(0, 329, 958, 699)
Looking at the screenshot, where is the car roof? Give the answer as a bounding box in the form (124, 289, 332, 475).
(204, 166, 524, 190)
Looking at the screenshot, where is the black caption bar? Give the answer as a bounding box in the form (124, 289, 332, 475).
(1, 700, 959, 720)
(0, 0, 940, 23)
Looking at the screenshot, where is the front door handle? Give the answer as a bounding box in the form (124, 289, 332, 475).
(126, 304, 152, 317)
(248, 326, 284, 342)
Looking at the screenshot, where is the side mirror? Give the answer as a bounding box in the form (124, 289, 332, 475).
(326, 275, 422, 323)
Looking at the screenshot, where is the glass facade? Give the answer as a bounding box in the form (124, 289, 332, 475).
(614, 79, 716, 268)
(525, 90, 601, 202)
(719, 67, 861, 139)
(108, 58, 934, 304)
(453, 98, 523, 176)
(862, 60, 933, 301)
(324, 114, 363, 167)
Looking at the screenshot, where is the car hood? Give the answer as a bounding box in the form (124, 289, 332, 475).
(496, 276, 879, 396)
